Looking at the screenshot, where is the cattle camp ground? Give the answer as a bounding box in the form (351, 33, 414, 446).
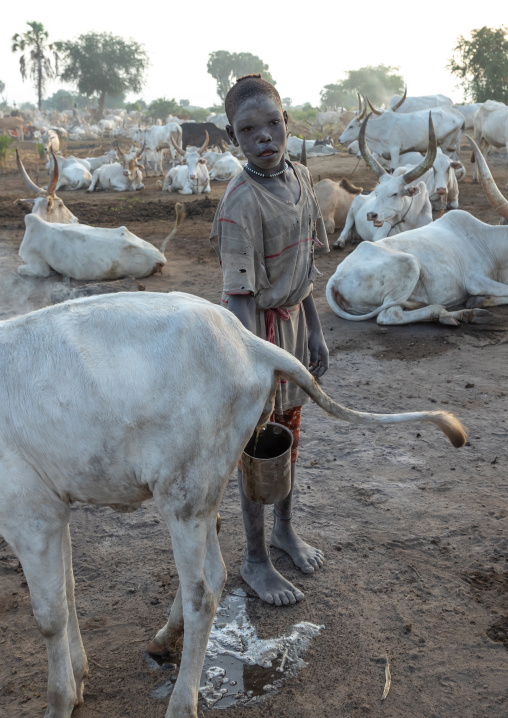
(0, 139, 507, 718)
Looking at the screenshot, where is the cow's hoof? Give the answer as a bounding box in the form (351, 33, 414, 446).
(439, 315, 460, 326)
(146, 637, 167, 656)
(470, 309, 493, 323)
(333, 240, 345, 250)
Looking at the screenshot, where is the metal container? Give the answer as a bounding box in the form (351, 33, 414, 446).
(241, 422, 293, 504)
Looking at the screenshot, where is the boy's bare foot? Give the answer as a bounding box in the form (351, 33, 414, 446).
(271, 516, 325, 573)
(241, 555, 304, 606)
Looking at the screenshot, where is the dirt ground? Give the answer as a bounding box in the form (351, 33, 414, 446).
(0, 141, 507, 718)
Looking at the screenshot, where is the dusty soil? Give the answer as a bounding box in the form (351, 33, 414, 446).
(0, 141, 507, 718)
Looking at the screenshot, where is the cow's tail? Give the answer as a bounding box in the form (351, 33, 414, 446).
(160, 203, 186, 254)
(266, 343, 466, 448)
(325, 278, 400, 322)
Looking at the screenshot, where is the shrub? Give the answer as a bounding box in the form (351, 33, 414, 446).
(0, 135, 14, 166)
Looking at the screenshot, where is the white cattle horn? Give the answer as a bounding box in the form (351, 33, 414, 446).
(198, 130, 209, 156)
(357, 94, 367, 121)
(392, 86, 407, 112)
(47, 151, 59, 196)
(402, 113, 437, 184)
(466, 135, 508, 220)
(171, 135, 186, 157)
(16, 150, 43, 194)
(366, 98, 382, 116)
(359, 113, 386, 178)
(115, 142, 125, 159)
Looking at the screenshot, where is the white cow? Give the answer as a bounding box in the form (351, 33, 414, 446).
(84, 149, 119, 172)
(286, 136, 318, 159)
(0, 291, 465, 718)
(334, 114, 435, 248)
(88, 146, 144, 192)
(393, 148, 462, 211)
(16, 150, 79, 224)
(314, 177, 363, 234)
(327, 136, 508, 325)
(472, 101, 508, 183)
(98, 119, 115, 137)
(159, 133, 211, 194)
(203, 150, 243, 181)
(132, 122, 183, 176)
(209, 112, 228, 130)
(388, 89, 453, 113)
(340, 96, 464, 169)
(45, 153, 92, 191)
(454, 103, 483, 131)
(41, 128, 60, 154)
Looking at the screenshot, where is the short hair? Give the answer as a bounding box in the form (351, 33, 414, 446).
(225, 74, 282, 124)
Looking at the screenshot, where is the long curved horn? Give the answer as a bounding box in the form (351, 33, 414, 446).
(198, 130, 209, 156)
(359, 113, 386, 178)
(47, 150, 59, 196)
(466, 135, 508, 220)
(358, 94, 367, 121)
(115, 141, 125, 159)
(300, 138, 307, 167)
(171, 134, 186, 157)
(357, 92, 363, 116)
(402, 113, 437, 184)
(392, 86, 407, 112)
(16, 149, 43, 194)
(135, 142, 145, 160)
(366, 98, 382, 116)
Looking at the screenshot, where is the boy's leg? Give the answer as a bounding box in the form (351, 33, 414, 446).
(238, 471, 304, 606)
(270, 406, 325, 573)
(271, 462, 325, 573)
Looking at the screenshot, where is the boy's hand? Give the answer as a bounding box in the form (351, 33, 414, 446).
(308, 330, 329, 378)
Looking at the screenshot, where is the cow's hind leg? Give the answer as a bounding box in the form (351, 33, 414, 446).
(160, 510, 226, 718)
(465, 277, 508, 308)
(3, 498, 76, 717)
(62, 524, 88, 704)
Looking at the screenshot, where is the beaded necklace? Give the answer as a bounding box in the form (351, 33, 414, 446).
(245, 161, 289, 178)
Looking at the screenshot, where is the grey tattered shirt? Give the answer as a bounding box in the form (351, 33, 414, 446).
(210, 161, 329, 413)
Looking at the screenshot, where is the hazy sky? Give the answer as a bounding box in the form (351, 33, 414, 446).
(1, 2, 506, 109)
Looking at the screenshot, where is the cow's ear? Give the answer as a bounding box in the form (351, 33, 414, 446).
(402, 185, 420, 197)
(451, 161, 462, 169)
(198, 158, 206, 164)
(123, 169, 129, 176)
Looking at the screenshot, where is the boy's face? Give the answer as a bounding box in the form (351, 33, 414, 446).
(226, 96, 288, 170)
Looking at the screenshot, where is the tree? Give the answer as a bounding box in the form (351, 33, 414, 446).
(148, 97, 179, 121)
(207, 51, 275, 101)
(11, 22, 61, 110)
(321, 66, 405, 109)
(60, 32, 148, 119)
(448, 26, 508, 103)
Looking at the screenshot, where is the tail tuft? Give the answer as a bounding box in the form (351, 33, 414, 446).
(427, 411, 467, 448)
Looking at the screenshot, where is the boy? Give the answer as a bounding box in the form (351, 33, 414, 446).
(210, 75, 329, 606)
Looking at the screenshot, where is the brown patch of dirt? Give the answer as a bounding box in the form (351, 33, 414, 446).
(1, 140, 508, 718)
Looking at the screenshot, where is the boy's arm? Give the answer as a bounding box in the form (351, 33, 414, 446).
(302, 293, 329, 378)
(228, 294, 257, 334)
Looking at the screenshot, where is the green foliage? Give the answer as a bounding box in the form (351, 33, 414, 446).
(125, 98, 147, 112)
(320, 83, 356, 110)
(35, 142, 46, 159)
(184, 107, 209, 122)
(148, 97, 179, 121)
(207, 51, 275, 101)
(281, 97, 292, 109)
(60, 32, 148, 118)
(179, 99, 190, 108)
(11, 21, 61, 110)
(322, 65, 405, 108)
(289, 103, 319, 124)
(448, 26, 508, 102)
(0, 135, 14, 166)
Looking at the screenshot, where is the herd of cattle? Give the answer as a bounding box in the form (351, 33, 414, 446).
(6, 88, 508, 326)
(0, 90, 506, 718)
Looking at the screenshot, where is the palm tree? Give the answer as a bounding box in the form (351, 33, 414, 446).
(12, 22, 61, 111)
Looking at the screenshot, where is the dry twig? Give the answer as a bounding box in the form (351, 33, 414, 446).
(381, 656, 391, 700)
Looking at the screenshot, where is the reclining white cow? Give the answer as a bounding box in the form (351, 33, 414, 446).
(327, 136, 508, 325)
(0, 290, 466, 718)
(334, 114, 436, 248)
(158, 132, 211, 194)
(17, 152, 185, 280)
(203, 150, 243, 181)
(392, 147, 462, 211)
(45, 153, 93, 191)
(88, 145, 144, 192)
